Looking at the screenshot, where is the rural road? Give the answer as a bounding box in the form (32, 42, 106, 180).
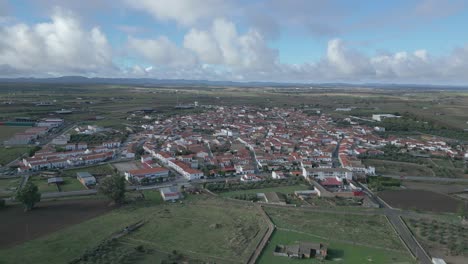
(358, 182, 432, 264)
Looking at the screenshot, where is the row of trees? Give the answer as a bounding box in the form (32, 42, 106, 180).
(205, 177, 305, 192)
(14, 174, 127, 212)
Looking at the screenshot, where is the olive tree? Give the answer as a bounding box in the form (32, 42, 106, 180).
(16, 181, 41, 212)
(98, 174, 126, 205)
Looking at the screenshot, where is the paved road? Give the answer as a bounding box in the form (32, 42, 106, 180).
(382, 174, 468, 183)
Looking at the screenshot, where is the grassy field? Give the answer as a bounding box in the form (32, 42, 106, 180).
(0, 177, 21, 198)
(28, 176, 59, 193)
(264, 207, 408, 251)
(0, 126, 28, 142)
(363, 159, 435, 177)
(219, 184, 310, 197)
(61, 164, 116, 177)
(59, 177, 86, 192)
(258, 229, 415, 264)
(0, 146, 30, 166)
(0, 194, 267, 264)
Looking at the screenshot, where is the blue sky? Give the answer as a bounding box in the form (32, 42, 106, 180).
(1, 0, 468, 83)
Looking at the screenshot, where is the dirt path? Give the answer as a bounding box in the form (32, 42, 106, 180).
(247, 205, 275, 264)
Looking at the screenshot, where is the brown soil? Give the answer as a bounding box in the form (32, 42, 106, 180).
(378, 189, 466, 213)
(0, 199, 112, 249)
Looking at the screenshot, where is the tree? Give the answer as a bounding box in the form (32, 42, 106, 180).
(16, 182, 41, 212)
(98, 174, 126, 205)
(28, 146, 42, 157)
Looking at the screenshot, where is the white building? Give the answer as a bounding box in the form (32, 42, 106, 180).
(372, 114, 400, 122)
(304, 168, 353, 180)
(160, 187, 182, 202)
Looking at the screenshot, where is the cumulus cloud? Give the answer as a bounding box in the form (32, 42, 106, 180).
(0, 8, 115, 76)
(124, 0, 229, 27)
(127, 36, 197, 67)
(129, 18, 278, 71)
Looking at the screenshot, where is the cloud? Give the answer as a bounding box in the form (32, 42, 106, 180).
(127, 36, 197, 67)
(124, 0, 229, 27)
(0, 8, 115, 76)
(130, 18, 278, 71)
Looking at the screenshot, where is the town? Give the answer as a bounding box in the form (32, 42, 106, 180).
(2, 96, 468, 264)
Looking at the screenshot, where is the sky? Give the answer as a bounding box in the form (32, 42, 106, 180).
(0, 0, 468, 84)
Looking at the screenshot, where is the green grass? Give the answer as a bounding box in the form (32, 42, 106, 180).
(264, 206, 407, 251)
(219, 184, 310, 197)
(0, 147, 30, 166)
(0, 177, 21, 198)
(0, 126, 28, 141)
(431, 158, 454, 168)
(59, 177, 86, 192)
(363, 159, 434, 177)
(258, 229, 415, 264)
(61, 164, 115, 177)
(28, 176, 59, 193)
(0, 196, 267, 264)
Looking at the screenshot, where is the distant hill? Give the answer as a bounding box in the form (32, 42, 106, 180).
(0, 76, 466, 90)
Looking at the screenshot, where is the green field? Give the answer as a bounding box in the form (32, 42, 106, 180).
(0, 126, 28, 141)
(219, 184, 309, 197)
(59, 177, 86, 192)
(264, 207, 408, 251)
(0, 147, 30, 166)
(0, 194, 267, 264)
(61, 164, 116, 177)
(363, 159, 435, 177)
(258, 229, 415, 264)
(0, 177, 21, 198)
(28, 176, 59, 193)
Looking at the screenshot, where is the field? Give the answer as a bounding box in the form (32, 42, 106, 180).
(0, 126, 28, 142)
(28, 176, 60, 193)
(405, 217, 468, 264)
(0, 146, 30, 166)
(0, 177, 21, 198)
(219, 184, 310, 197)
(0, 194, 267, 264)
(402, 181, 468, 194)
(363, 159, 434, 177)
(378, 190, 467, 213)
(59, 177, 87, 192)
(0, 199, 112, 249)
(259, 206, 414, 263)
(61, 164, 116, 178)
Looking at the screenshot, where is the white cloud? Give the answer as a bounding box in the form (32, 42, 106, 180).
(130, 18, 278, 71)
(127, 36, 197, 67)
(0, 8, 115, 76)
(124, 0, 229, 26)
(183, 28, 222, 64)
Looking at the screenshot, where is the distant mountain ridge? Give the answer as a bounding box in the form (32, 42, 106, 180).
(0, 76, 466, 90)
